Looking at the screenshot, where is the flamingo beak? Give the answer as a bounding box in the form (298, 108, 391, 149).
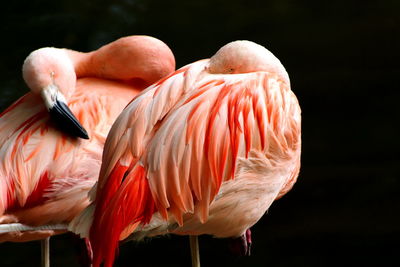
(41, 85, 89, 139)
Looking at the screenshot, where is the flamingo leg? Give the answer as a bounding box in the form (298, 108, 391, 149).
(84, 238, 93, 267)
(189, 235, 200, 267)
(229, 228, 252, 256)
(41, 237, 50, 267)
(70, 234, 93, 267)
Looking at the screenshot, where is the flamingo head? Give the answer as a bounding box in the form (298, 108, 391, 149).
(22, 47, 88, 139)
(23, 47, 76, 98)
(208, 40, 289, 83)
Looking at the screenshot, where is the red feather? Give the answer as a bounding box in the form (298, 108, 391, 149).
(90, 164, 156, 267)
(7, 171, 51, 211)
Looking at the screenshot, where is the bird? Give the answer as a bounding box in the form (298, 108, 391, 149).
(70, 40, 301, 267)
(0, 35, 175, 245)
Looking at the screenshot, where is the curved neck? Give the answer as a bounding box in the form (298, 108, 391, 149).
(63, 37, 175, 89)
(64, 49, 96, 78)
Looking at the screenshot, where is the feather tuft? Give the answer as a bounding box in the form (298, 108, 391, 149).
(90, 164, 156, 267)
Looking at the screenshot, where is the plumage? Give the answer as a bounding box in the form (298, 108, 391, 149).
(0, 35, 175, 242)
(70, 40, 301, 267)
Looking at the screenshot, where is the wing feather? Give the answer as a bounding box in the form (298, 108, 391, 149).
(89, 63, 204, 267)
(142, 72, 286, 223)
(0, 94, 50, 212)
(89, 61, 301, 267)
(146, 70, 301, 224)
(0, 79, 133, 217)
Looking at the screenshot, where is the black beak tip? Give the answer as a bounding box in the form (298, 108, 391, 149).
(78, 129, 90, 140)
(49, 100, 90, 140)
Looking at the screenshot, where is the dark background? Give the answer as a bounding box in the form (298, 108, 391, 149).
(1, 0, 399, 266)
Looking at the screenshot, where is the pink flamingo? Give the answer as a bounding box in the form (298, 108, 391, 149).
(70, 40, 301, 267)
(0, 35, 175, 263)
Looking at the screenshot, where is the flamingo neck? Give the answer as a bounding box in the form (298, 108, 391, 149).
(64, 49, 96, 79)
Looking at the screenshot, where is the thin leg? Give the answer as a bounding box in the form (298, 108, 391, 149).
(41, 237, 50, 267)
(228, 228, 252, 256)
(189, 235, 200, 267)
(71, 233, 93, 267)
(84, 238, 93, 267)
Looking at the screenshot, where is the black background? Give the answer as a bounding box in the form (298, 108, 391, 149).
(0, 0, 399, 266)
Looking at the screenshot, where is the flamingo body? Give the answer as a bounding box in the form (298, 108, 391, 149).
(71, 40, 301, 267)
(0, 36, 175, 242)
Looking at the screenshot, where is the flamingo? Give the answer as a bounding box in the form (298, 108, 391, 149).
(0, 35, 175, 263)
(70, 40, 301, 267)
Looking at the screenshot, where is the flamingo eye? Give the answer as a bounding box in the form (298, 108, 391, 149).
(50, 71, 56, 82)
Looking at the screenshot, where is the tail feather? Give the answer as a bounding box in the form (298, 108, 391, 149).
(68, 204, 95, 238)
(90, 164, 156, 267)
